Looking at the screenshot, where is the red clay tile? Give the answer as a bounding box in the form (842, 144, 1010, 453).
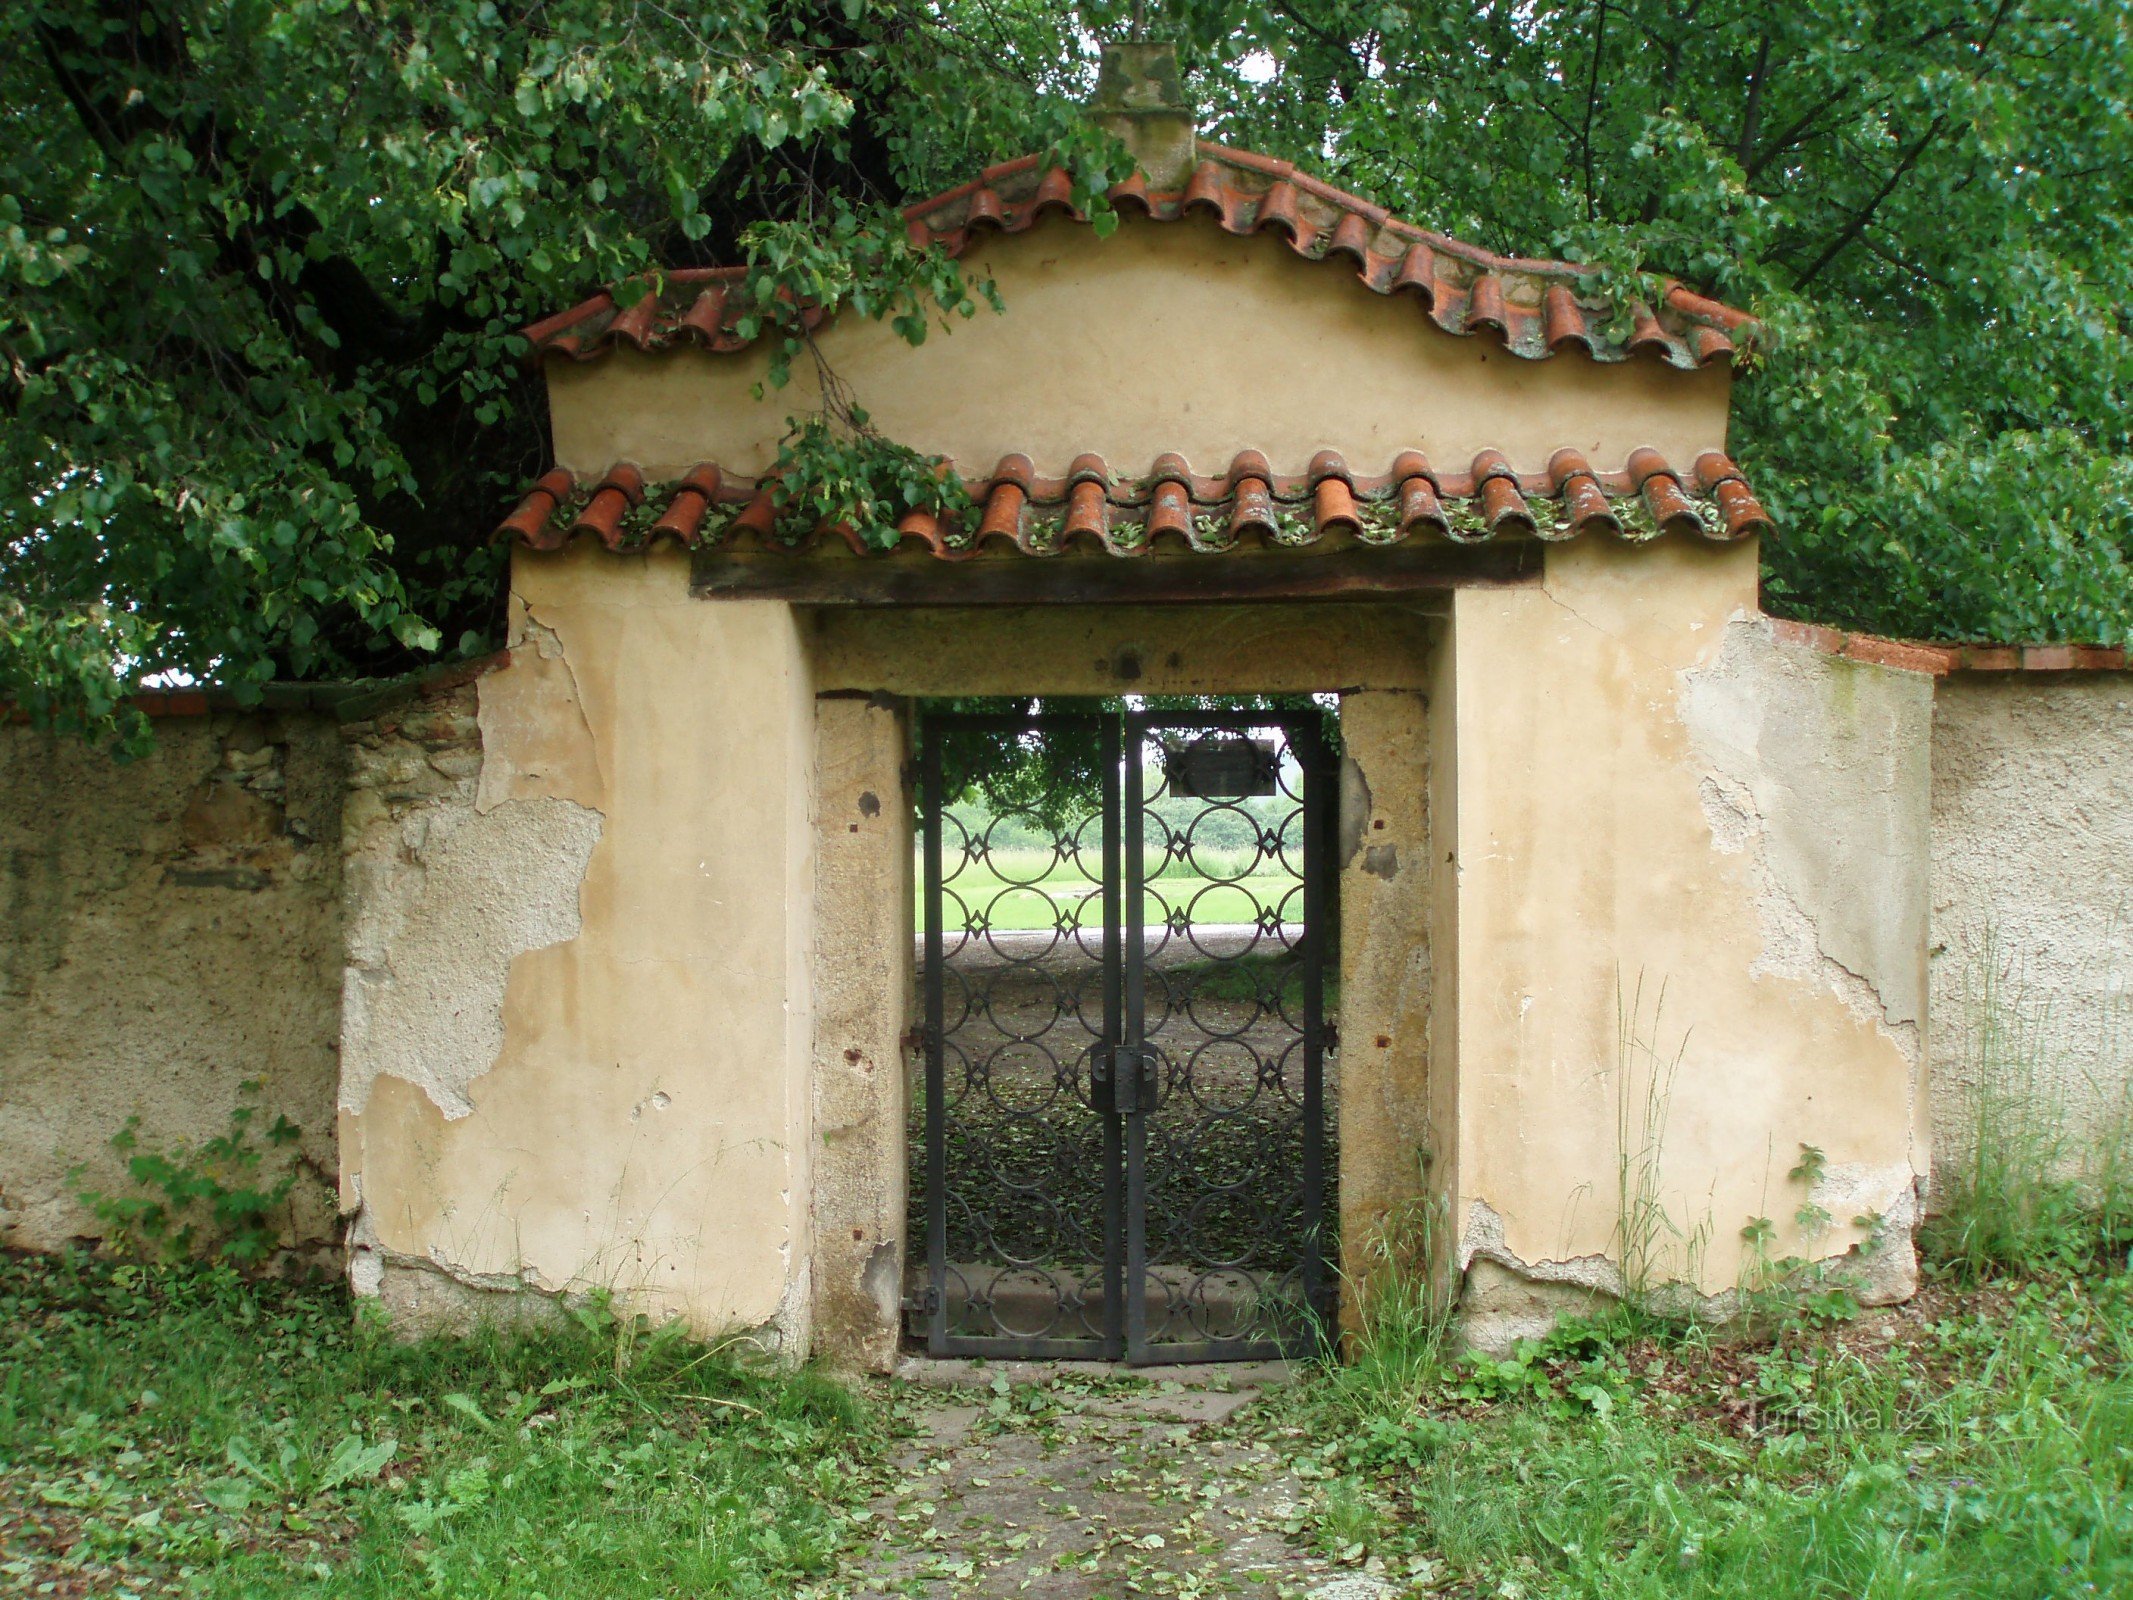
(1542, 285, 1590, 352)
(988, 453, 1037, 491)
(1396, 476, 1449, 538)
(1064, 479, 1109, 544)
(1147, 480, 1193, 544)
(1957, 644, 2022, 670)
(1710, 478, 1774, 539)
(569, 463, 646, 549)
(1469, 449, 1517, 485)
(142, 690, 213, 718)
(1313, 476, 1360, 535)
(977, 480, 1026, 546)
(1307, 448, 1352, 484)
(894, 509, 949, 556)
(1388, 242, 1437, 299)
(524, 143, 1757, 372)
(1149, 451, 1194, 487)
(675, 283, 732, 343)
(498, 447, 1779, 559)
(1639, 472, 1702, 539)
(1770, 618, 1846, 654)
(1548, 450, 1621, 537)
(1257, 178, 1305, 240)
(1229, 478, 1276, 543)
(1477, 477, 1534, 538)
(1388, 450, 1433, 485)
(729, 485, 779, 540)
(1465, 273, 1508, 333)
(1327, 211, 1375, 265)
(606, 292, 661, 351)
(1842, 635, 1952, 675)
(495, 468, 575, 547)
(650, 464, 722, 543)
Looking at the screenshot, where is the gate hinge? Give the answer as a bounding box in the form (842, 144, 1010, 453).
(902, 1285, 940, 1316)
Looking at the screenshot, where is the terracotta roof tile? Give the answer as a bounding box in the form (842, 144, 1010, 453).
(567, 463, 646, 548)
(1765, 624, 2133, 676)
(521, 144, 1757, 372)
(494, 448, 1772, 556)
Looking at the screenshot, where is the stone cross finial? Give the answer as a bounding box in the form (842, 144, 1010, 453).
(1089, 40, 1197, 190)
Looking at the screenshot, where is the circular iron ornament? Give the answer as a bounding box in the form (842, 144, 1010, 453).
(915, 711, 1335, 1364)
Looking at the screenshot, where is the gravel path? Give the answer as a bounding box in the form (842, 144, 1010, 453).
(823, 1362, 1391, 1600)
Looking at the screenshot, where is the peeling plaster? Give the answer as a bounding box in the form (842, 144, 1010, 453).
(1337, 756, 1374, 866)
(341, 796, 603, 1119)
(1458, 1199, 1621, 1294)
(1678, 616, 1931, 1061)
(474, 601, 605, 812)
(1456, 1187, 1917, 1354)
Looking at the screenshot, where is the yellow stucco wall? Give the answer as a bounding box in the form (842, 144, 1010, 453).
(342, 546, 818, 1342)
(546, 212, 1733, 482)
(335, 536, 1934, 1353)
(1447, 537, 1930, 1338)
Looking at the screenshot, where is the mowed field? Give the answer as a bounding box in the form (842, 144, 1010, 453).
(926, 841, 1307, 935)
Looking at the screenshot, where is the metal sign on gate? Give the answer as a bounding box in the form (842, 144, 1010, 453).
(914, 709, 1334, 1365)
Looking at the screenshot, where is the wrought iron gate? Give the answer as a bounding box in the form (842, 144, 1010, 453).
(914, 708, 1334, 1364)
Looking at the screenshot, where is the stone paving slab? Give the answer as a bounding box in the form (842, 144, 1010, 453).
(825, 1362, 1380, 1600)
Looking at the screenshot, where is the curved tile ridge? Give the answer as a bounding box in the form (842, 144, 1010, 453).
(495, 448, 1773, 554)
(521, 142, 1757, 371)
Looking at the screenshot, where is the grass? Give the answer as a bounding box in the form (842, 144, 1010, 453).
(0, 1253, 879, 1597)
(1286, 1275, 2133, 1597)
(929, 838, 1305, 935)
(1277, 983, 2133, 1600)
(933, 862, 1301, 935)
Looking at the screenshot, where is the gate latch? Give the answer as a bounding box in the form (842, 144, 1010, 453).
(1099, 1045, 1160, 1114)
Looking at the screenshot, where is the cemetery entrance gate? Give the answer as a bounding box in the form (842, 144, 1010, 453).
(913, 707, 1335, 1365)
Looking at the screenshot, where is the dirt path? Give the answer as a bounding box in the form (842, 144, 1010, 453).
(826, 1362, 1389, 1600)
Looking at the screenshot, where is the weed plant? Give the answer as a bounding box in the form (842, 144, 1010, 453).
(1922, 949, 2133, 1282)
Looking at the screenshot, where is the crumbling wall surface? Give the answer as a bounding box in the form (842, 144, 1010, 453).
(339, 544, 818, 1350)
(0, 710, 344, 1255)
(1449, 538, 1934, 1350)
(1928, 674, 2133, 1182)
(808, 694, 913, 1371)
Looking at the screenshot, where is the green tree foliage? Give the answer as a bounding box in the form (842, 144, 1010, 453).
(1172, 0, 2133, 648)
(1, 0, 1116, 746)
(5, 3, 2128, 747)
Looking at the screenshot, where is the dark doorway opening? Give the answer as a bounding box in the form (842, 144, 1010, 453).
(908, 703, 1338, 1365)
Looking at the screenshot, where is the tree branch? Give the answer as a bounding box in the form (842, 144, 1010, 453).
(1580, 0, 1609, 221)
(1794, 116, 1947, 287)
(1735, 33, 1772, 169)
